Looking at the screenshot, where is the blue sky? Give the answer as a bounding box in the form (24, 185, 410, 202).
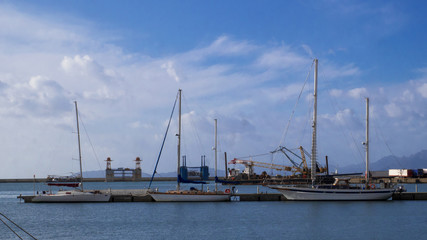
(1, 0, 427, 178)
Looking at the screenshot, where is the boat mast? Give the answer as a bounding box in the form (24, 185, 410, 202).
(177, 89, 182, 191)
(74, 101, 84, 192)
(311, 59, 318, 186)
(214, 119, 218, 192)
(365, 97, 370, 186)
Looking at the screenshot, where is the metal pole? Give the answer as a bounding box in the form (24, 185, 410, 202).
(177, 89, 182, 191)
(311, 58, 318, 186)
(365, 97, 370, 187)
(325, 156, 329, 175)
(74, 101, 84, 192)
(224, 152, 228, 179)
(214, 119, 218, 192)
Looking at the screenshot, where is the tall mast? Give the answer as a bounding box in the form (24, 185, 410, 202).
(365, 97, 370, 185)
(177, 89, 182, 191)
(311, 59, 318, 186)
(214, 119, 218, 192)
(74, 101, 84, 191)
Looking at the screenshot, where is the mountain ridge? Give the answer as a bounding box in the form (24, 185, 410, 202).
(339, 149, 427, 173)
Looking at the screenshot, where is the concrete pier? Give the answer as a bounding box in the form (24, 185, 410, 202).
(392, 192, 427, 200)
(17, 191, 284, 203)
(108, 193, 284, 202)
(233, 193, 284, 201)
(20, 192, 427, 202)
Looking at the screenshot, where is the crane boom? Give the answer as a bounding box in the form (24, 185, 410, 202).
(229, 158, 293, 172)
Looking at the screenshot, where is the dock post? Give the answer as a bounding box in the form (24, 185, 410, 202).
(224, 152, 228, 179)
(33, 175, 36, 196)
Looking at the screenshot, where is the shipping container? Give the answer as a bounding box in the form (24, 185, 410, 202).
(389, 169, 413, 177)
(412, 169, 418, 178)
(370, 171, 389, 178)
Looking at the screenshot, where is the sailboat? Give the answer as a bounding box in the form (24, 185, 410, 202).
(149, 89, 230, 202)
(269, 59, 396, 201)
(30, 101, 111, 203)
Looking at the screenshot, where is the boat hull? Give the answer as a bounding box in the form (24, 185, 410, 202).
(270, 186, 394, 201)
(31, 191, 111, 203)
(150, 192, 230, 202)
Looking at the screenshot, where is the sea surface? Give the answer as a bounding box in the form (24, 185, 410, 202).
(1, 181, 427, 240)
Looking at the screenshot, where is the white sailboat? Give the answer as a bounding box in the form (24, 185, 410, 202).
(31, 101, 111, 203)
(150, 90, 230, 202)
(269, 59, 395, 201)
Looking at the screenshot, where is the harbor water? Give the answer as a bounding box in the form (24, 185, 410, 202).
(1, 181, 427, 239)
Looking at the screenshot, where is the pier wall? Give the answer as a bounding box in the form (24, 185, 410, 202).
(18, 192, 427, 203)
(4, 177, 427, 184)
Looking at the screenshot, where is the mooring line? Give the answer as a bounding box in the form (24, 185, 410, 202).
(0, 212, 38, 240)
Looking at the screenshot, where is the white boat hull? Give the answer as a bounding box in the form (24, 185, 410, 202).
(31, 190, 111, 203)
(150, 192, 230, 202)
(270, 186, 394, 201)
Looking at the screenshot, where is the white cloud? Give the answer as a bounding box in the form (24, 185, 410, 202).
(82, 85, 118, 100)
(417, 83, 427, 98)
(329, 89, 343, 97)
(129, 121, 141, 129)
(201, 35, 257, 57)
(256, 46, 309, 70)
(0, 75, 72, 118)
(262, 83, 305, 102)
(161, 61, 180, 82)
(323, 63, 360, 79)
(384, 102, 402, 118)
(348, 87, 368, 99)
(61, 55, 93, 73)
(321, 108, 358, 127)
(401, 89, 414, 102)
(181, 35, 258, 62)
(301, 44, 313, 57)
(61, 55, 112, 82)
(0, 4, 92, 54)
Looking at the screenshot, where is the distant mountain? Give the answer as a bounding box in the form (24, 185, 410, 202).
(340, 150, 427, 173)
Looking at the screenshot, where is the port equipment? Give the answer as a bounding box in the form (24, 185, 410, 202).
(273, 146, 327, 175)
(179, 155, 209, 183)
(228, 158, 293, 176)
(106, 157, 142, 181)
(229, 146, 326, 177)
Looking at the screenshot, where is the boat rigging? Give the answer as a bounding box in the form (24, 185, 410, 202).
(269, 58, 397, 200)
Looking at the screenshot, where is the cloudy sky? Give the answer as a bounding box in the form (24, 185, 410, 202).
(1, 0, 427, 178)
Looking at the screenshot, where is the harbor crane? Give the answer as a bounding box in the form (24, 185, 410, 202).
(229, 146, 326, 178)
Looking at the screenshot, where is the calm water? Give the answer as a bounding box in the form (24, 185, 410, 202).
(1, 181, 427, 240)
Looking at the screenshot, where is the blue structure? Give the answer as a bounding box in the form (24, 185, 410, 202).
(178, 155, 209, 184)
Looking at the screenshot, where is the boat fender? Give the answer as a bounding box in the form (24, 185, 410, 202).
(225, 189, 231, 194)
(369, 184, 376, 189)
(333, 178, 339, 186)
